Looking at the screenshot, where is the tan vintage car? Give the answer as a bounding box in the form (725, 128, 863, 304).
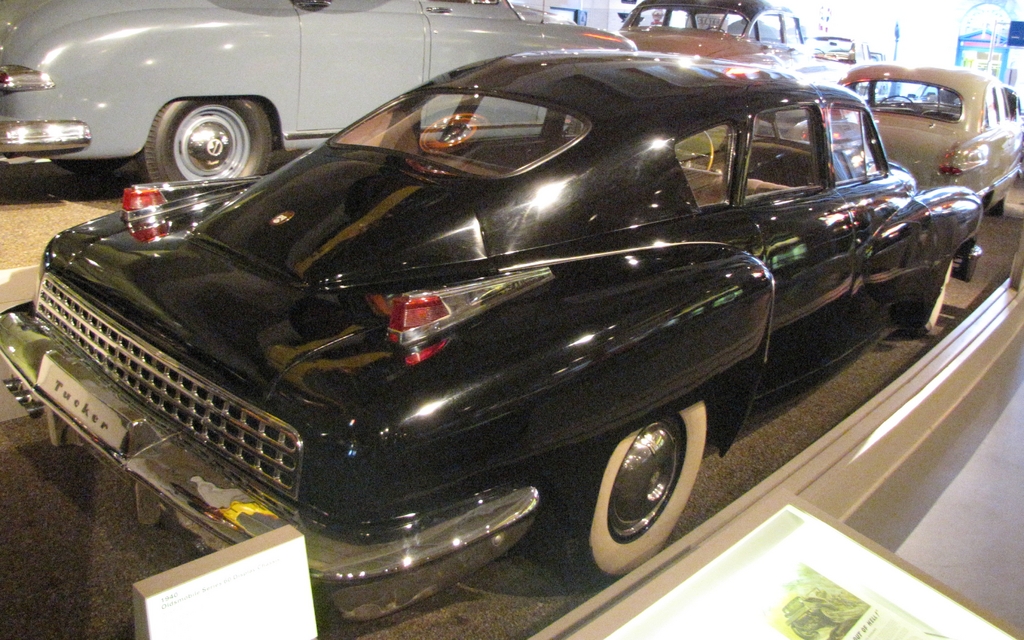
(844, 64, 1023, 214)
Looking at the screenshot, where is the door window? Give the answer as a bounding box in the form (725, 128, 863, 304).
(985, 87, 1001, 129)
(753, 14, 783, 43)
(675, 123, 736, 208)
(828, 106, 883, 183)
(1003, 87, 1021, 122)
(782, 15, 802, 44)
(746, 107, 821, 198)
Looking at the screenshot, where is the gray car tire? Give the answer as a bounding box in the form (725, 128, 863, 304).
(143, 98, 272, 182)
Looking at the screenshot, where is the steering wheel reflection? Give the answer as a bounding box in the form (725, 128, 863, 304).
(419, 113, 488, 153)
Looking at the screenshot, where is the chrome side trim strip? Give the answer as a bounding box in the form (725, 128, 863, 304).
(0, 118, 90, 153)
(283, 129, 337, 141)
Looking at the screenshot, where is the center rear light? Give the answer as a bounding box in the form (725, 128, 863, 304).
(377, 267, 554, 365)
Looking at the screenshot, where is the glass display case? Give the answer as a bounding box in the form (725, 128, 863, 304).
(542, 498, 1019, 639)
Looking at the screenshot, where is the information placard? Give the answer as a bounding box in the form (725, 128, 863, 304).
(133, 525, 317, 640)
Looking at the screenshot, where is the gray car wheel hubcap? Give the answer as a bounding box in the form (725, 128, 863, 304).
(174, 105, 251, 180)
(608, 420, 681, 541)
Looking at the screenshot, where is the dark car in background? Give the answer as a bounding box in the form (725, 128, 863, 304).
(0, 51, 983, 618)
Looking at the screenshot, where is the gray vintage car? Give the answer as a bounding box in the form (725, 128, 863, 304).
(0, 0, 633, 182)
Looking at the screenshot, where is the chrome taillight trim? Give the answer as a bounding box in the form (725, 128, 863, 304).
(0, 65, 55, 92)
(389, 267, 554, 346)
(36, 275, 302, 497)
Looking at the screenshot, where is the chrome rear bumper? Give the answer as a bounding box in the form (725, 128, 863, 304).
(0, 308, 538, 619)
(0, 117, 90, 154)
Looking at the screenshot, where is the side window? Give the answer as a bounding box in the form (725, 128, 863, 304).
(782, 15, 802, 44)
(1003, 88, 1019, 121)
(847, 81, 871, 101)
(985, 87, 1000, 129)
(724, 14, 747, 35)
(637, 8, 668, 27)
(754, 14, 783, 43)
(829, 106, 883, 183)
(746, 107, 821, 197)
(665, 10, 692, 28)
(675, 123, 736, 208)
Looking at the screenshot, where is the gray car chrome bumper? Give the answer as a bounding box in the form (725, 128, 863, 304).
(0, 117, 90, 154)
(0, 308, 538, 620)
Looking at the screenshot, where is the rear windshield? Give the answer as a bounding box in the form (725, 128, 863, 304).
(330, 93, 588, 177)
(847, 79, 963, 122)
(626, 5, 748, 34)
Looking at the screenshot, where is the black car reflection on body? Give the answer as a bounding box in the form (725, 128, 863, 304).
(0, 51, 983, 618)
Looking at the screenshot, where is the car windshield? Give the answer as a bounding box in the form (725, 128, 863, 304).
(330, 93, 589, 177)
(627, 6, 748, 34)
(847, 79, 963, 122)
(812, 37, 855, 59)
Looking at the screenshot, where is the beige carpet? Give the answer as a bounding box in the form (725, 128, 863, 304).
(0, 161, 127, 270)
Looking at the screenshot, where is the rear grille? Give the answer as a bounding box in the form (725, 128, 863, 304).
(36, 275, 302, 497)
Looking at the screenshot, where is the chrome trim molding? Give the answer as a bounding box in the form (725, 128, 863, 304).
(283, 129, 337, 141)
(0, 118, 90, 153)
(0, 65, 55, 92)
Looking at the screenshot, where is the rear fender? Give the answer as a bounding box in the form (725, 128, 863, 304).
(269, 241, 774, 523)
(861, 186, 981, 306)
(912, 186, 984, 260)
(518, 242, 774, 457)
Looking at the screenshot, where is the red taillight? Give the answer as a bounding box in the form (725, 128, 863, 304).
(123, 187, 166, 211)
(378, 267, 553, 366)
(128, 220, 171, 243)
(405, 339, 449, 365)
(388, 295, 449, 340)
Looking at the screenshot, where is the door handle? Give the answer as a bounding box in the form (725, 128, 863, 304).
(425, 6, 453, 13)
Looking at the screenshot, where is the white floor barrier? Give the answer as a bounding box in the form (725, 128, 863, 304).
(0, 266, 36, 421)
(0, 266, 38, 311)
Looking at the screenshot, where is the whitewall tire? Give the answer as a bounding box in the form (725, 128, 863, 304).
(923, 261, 953, 334)
(589, 401, 706, 575)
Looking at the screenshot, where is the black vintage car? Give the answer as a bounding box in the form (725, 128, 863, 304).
(0, 51, 982, 618)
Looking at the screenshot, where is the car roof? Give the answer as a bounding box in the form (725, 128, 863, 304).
(843, 63, 1004, 94)
(626, 0, 795, 20)
(426, 51, 856, 124)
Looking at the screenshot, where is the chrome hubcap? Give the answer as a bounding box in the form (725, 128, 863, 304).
(174, 105, 251, 180)
(608, 421, 680, 541)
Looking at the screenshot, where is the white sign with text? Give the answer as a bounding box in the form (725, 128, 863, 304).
(133, 525, 317, 640)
